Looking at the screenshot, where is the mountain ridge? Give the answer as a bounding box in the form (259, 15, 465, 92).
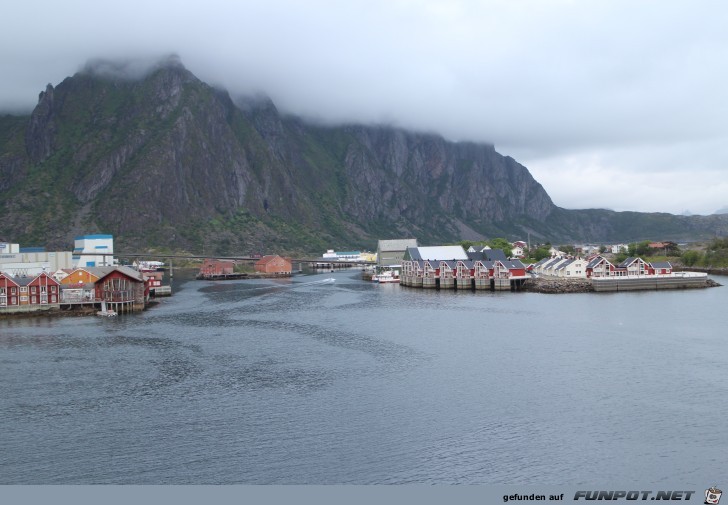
(1, 59, 727, 254)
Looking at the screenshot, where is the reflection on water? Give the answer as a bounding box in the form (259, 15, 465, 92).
(1, 270, 727, 484)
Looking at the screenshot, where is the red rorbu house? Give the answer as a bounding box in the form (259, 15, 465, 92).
(422, 260, 438, 278)
(142, 270, 164, 294)
(1, 272, 60, 309)
(199, 259, 235, 278)
(473, 260, 494, 279)
(0, 272, 21, 308)
(94, 267, 146, 312)
(504, 259, 527, 278)
(455, 260, 473, 283)
(648, 261, 673, 275)
(254, 255, 292, 275)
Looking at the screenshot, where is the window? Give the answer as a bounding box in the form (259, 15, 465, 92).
(31, 286, 37, 293)
(20, 287, 27, 293)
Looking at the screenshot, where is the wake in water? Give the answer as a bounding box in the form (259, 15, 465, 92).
(244, 277, 335, 292)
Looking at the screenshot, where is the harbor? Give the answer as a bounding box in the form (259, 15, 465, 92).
(2, 269, 727, 485)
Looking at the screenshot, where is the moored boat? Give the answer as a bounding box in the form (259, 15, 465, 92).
(374, 271, 400, 283)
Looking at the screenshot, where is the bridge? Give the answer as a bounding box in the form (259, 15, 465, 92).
(78, 252, 376, 266)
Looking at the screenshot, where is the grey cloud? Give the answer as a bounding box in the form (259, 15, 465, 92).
(2, 0, 727, 214)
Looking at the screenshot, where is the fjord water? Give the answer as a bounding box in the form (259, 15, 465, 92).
(1, 270, 726, 485)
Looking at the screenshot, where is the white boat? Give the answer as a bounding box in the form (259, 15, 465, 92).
(97, 301, 118, 317)
(374, 271, 400, 284)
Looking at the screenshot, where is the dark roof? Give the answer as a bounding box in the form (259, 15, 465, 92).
(650, 261, 672, 269)
(405, 247, 422, 261)
(508, 259, 526, 269)
(485, 249, 508, 263)
(541, 257, 562, 269)
(555, 258, 575, 271)
(617, 257, 641, 268)
(587, 256, 609, 268)
(533, 257, 552, 267)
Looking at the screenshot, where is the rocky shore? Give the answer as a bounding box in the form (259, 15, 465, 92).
(521, 277, 594, 294)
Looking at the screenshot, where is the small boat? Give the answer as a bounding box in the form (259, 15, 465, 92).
(374, 271, 400, 284)
(97, 301, 118, 317)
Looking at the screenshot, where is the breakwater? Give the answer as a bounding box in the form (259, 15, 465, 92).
(522, 273, 720, 294)
(591, 272, 714, 292)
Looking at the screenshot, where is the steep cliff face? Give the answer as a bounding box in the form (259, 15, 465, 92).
(1, 60, 727, 253)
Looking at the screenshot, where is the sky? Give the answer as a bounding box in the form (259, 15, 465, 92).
(2, 0, 728, 215)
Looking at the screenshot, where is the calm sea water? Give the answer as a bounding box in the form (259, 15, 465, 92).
(1, 270, 726, 485)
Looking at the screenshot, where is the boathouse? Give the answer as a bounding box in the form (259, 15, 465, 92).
(94, 266, 146, 312)
(255, 255, 292, 275)
(199, 259, 235, 277)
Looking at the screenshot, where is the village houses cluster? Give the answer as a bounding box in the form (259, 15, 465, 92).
(0, 235, 160, 313)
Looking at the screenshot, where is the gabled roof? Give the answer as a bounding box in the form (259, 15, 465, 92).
(439, 260, 458, 268)
(650, 261, 672, 269)
(555, 258, 575, 271)
(484, 249, 508, 263)
(466, 251, 485, 261)
(507, 259, 526, 269)
(533, 257, 552, 267)
(10, 272, 59, 287)
(95, 266, 144, 283)
(541, 257, 563, 270)
(587, 256, 610, 268)
(0, 272, 20, 286)
(378, 239, 418, 252)
(617, 257, 644, 268)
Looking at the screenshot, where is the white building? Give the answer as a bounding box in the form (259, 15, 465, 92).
(554, 258, 588, 278)
(0, 243, 20, 254)
(73, 234, 117, 267)
(0, 251, 73, 277)
(322, 249, 363, 261)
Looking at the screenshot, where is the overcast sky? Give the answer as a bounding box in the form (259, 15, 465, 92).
(2, 0, 727, 215)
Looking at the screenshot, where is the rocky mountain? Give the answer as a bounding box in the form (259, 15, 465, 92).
(1, 59, 728, 255)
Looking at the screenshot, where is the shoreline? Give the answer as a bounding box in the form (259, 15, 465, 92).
(0, 300, 162, 320)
